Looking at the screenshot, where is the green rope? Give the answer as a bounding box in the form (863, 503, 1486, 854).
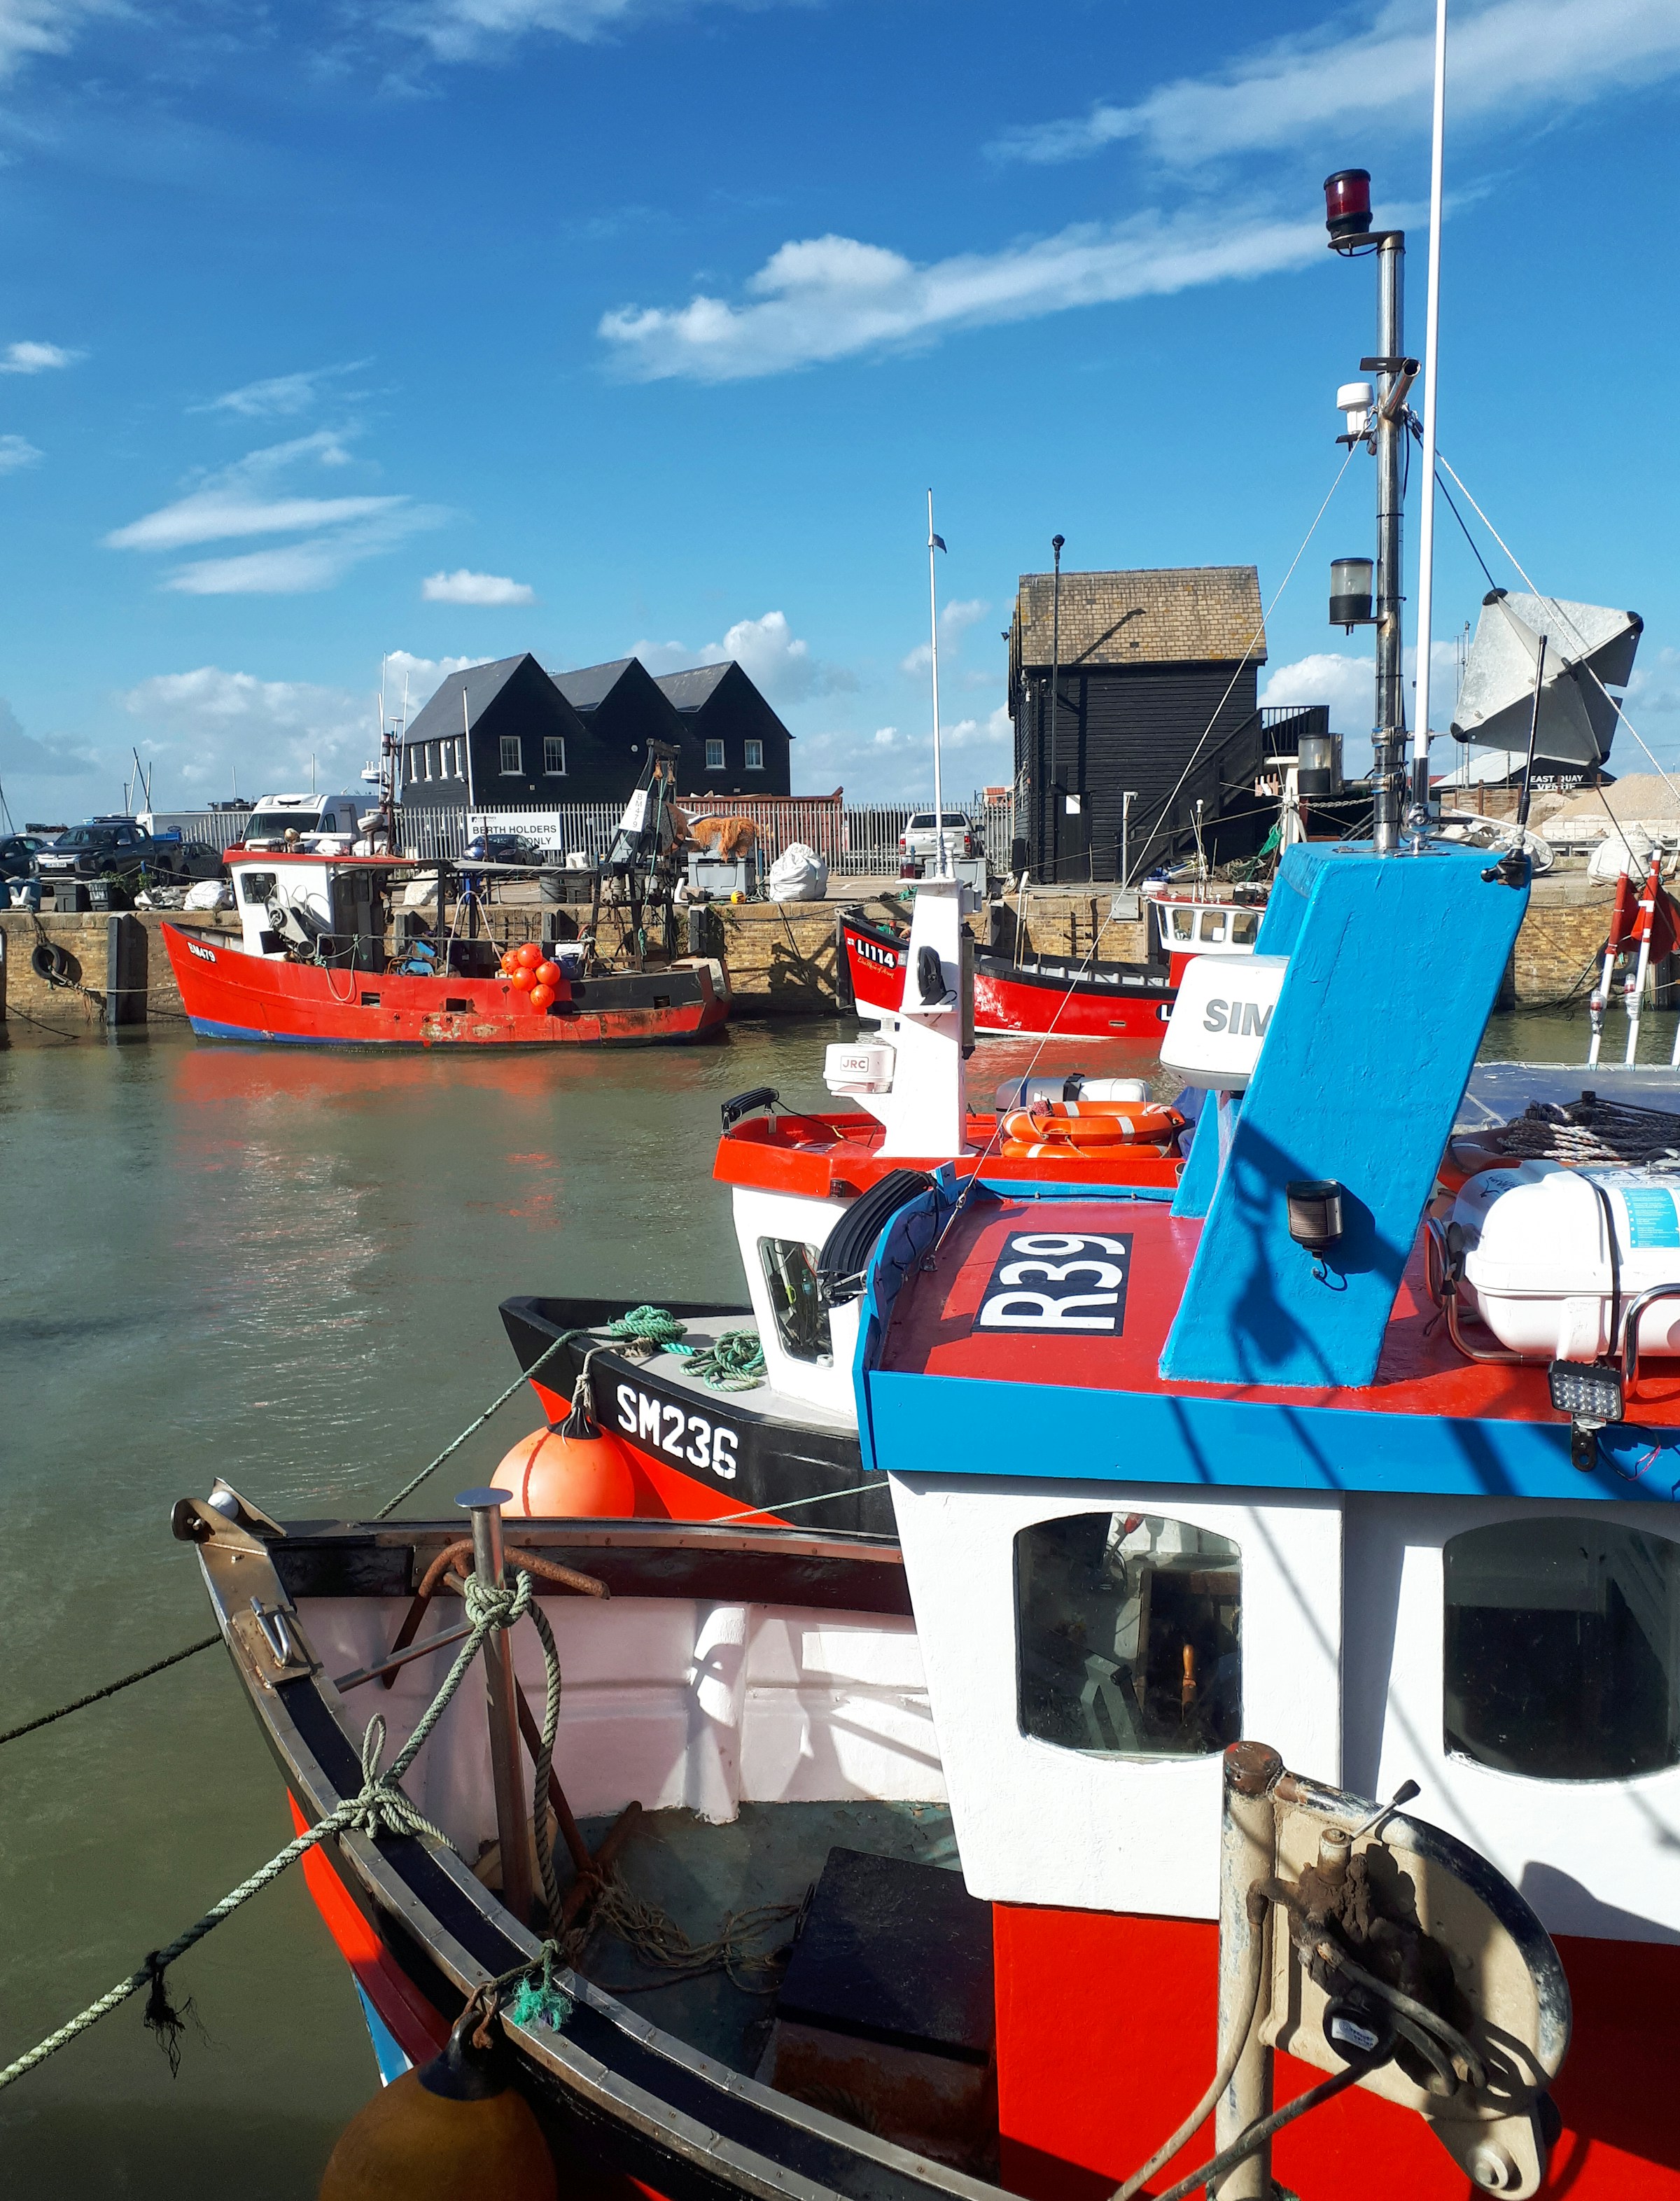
(374, 1327, 588, 1519)
(680, 1329, 766, 1392)
(0, 1563, 557, 2093)
(603, 1305, 689, 1350)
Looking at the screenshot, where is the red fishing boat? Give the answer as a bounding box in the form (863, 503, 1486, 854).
(162, 849, 728, 1048)
(837, 881, 1264, 1041)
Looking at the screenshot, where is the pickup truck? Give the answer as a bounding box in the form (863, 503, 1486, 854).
(32, 819, 195, 886)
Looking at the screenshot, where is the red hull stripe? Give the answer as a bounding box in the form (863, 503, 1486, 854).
(840, 916, 1172, 1039)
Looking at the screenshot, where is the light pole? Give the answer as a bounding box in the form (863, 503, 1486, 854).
(1121, 789, 1138, 888)
(1049, 534, 1065, 880)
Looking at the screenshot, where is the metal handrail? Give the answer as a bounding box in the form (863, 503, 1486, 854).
(1422, 1219, 1525, 1366)
(1620, 1283, 1680, 1393)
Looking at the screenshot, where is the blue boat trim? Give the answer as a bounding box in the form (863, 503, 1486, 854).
(354, 1981, 413, 2085)
(862, 1367, 1680, 1504)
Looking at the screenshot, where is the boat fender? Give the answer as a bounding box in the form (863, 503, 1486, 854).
(1000, 1138, 1175, 1161)
(817, 1167, 936, 1306)
(317, 2003, 558, 2201)
(30, 941, 75, 987)
(995, 1074, 1152, 1112)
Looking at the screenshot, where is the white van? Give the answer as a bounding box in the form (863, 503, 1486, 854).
(239, 792, 381, 851)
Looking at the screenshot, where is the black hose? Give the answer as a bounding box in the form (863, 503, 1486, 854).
(1150, 2062, 1363, 2201)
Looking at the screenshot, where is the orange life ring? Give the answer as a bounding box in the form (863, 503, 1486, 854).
(1002, 1100, 1185, 1150)
(1001, 1137, 1175, 1161)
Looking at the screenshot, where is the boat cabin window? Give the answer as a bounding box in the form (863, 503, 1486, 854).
(757, 1238, 832, 1365)
(1231, 910, 1259, 946)
(1168, 909, 1194, 942)
(1016, 1513, 1241, 1757)
(239, 871, 276, 905)
(1444, 1518, 1680, 1781)
(1198, 910, 1228, 943)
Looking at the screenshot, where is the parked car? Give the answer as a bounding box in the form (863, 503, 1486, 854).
(898, 811, 978, 865)
(172, 840, 225, 882)
(32, 819, 181, 886)
(0, 831, 56, 881)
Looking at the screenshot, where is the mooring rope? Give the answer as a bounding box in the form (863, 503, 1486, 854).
(0, 1563, 557, 2094)
(0, 1634, 220, 1751)
(606, 1304, 765, 1391)
(1476, 1096, 1680, 1171)
(373, 1327, 589, 1519)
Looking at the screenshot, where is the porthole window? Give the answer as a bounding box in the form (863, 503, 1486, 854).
(757, 1238, 832, 1364)
(1444, 1518, 1680, 1781)
(1016, 1513, 1241, 1756)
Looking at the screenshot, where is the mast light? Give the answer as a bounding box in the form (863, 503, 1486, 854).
(1323, 169, 1373, 240)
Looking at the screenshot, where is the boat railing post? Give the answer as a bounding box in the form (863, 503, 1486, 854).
(456, 1487, 534, 1925)
(1217, 1740, 1283, 2199)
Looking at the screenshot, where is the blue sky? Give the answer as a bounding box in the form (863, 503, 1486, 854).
(1, 0, 1677, 821)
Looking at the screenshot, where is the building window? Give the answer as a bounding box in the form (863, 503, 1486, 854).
(1444, 1517, 1680, 1781)
(544, 736, 566, 776)
(745, 739, 764, 771)
(757, 1239, 832, 1364)
(428, 741, 442, 781)
(705, 739, 725, 771)
(500, 735, 522, 776)
(1016, 1512, 1241, 1756)
(442, 739, 456, 778)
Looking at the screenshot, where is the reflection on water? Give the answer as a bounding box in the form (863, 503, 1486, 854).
(0, 999, 1663, 2191)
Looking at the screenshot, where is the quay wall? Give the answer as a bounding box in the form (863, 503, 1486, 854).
(0, 883, 1630, 1038)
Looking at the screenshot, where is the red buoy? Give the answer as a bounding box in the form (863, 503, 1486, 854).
(509, 966, 535, 993)
(515, 942, 542, 971)
(498, 1421, 637, 1519)
(533, 960, 561, 989)
(528, 983, 556, 1012)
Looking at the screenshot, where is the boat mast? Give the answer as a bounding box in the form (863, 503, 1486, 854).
(1325, 171, 1417, 855)
(927, 491, 949, 879)
(1410, 0, 1450, 811)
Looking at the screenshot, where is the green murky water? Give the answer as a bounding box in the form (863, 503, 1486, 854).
(0, 1000, 1659, 2190)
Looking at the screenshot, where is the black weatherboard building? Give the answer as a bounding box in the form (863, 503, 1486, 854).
(398, 654, 594, 810)
(654, 663, 793, 795)
(1009, 566, 1282, 883)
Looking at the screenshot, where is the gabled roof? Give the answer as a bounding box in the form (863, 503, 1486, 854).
(402, 654, 531, 743)
(1013, 566, 1266, 671)
(654, 663, 734, 713)
(553, 657, 641, 713)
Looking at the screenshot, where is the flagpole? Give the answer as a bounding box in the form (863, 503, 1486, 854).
(927, 489, 949, 879)
(1410, 0, 1449, 810)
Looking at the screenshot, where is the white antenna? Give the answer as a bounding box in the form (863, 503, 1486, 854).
(310, 750, 316, 795)
(926, 489, 948, 879)
(1410, 0, 1449, 805)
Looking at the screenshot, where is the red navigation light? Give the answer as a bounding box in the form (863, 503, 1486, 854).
(1324, 169, 1373, 241)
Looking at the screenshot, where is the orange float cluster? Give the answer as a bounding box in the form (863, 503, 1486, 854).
(498, 939, 564, 1012)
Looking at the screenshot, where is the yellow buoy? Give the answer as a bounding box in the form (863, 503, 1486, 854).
(318, 2005, 558, 2201)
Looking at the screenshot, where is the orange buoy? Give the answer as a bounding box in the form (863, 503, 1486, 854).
(1002, 1100, 1185, 1150)
(509, 966, 535, 993)
(515, 942, 542, 971)
(498, 1418, 637, 1520)
(499, 951, 519, 977)
(528, 983, 556, 1012)
(533, 960, 561, 989)
(318, 2005, 557, 2201)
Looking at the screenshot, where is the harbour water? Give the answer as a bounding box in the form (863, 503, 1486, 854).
(0, 1003, 1668, 2193)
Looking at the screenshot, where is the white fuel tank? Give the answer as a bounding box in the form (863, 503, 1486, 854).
(1456, 1160, 1680, 1360)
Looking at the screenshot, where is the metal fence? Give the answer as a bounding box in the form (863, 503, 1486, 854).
(399, 790, 1017, 878)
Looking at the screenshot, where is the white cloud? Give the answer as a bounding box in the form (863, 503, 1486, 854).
(0, 339, 82, 373)
(388, 0, 794, 64)
(104, 431, 441, 595)
(195, 361, 370, 419)
(120, 666, 382, 797)
(794, 706, 1013, 801)
(993, 0, 1680, 167)
(900, 596, 990, 677)
(1261, 652, 1375, 733)
(382, 650, 493, 708)
(631, 610, 855, 703)
(0, 2, 102, 82)
(600, 207, 1322, 382)
(422, 567, 536, 606)
(0, 433, 41, 473)
(0, 694, 96, 779)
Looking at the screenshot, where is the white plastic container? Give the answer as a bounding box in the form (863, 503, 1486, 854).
(1456, 1160, 1680, 1360)
(993, 1073, 1151, 1112)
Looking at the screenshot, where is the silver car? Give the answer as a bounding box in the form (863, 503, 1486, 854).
(898, 811, 977, 865)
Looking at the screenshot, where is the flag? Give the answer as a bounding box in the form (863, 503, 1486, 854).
(930, 533, 946, 552)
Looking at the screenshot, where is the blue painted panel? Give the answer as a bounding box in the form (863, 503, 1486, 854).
(864, 1367, 1680, 1506)
(1160, 844, 1527, 1388)
(354, 1982, 414, 2085)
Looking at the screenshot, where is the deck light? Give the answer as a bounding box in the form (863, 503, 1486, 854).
(1286, 1180, 1344, 1254)
(1329, 557, 1375, 630)
(1548, 1357, 1624, 1470)
(1323, 169, 1373, 241)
